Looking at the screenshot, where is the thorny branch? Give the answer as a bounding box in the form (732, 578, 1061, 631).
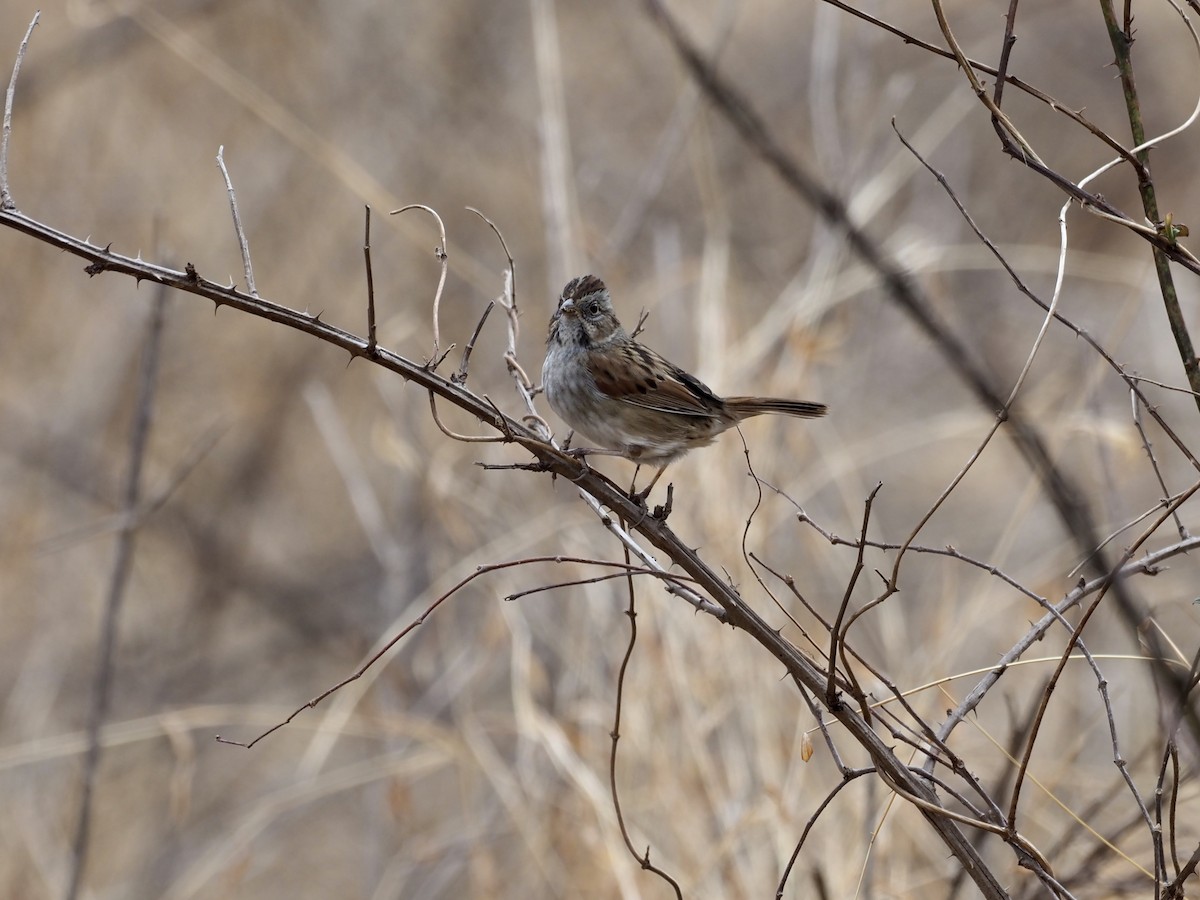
(6, 7, 1200, 897)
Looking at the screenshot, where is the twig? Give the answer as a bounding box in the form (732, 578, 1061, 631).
(827, 483, 881, 710)
(1068, 487, 1193, 579)
(215, 146, 257, 297)
(795, 680, 848, 774)
(608, 545, 683, 898)
(1161, 742, 1181, 880)
(216, 554, 681, 748)
(1098, 0, 1200, 409)
(737, 428, 810, 638)
(929, 0, 1042, 165)
(776, 769, 874, 899)
(454, 299, 494, 384)
(505, 567, 695, 601)
(1131, 390, 1188, 540)
(466, 208, 539, 413)
(363, 205, 377, 352)
(1128, 373, 1200, 397)
(991, 0, 1021, 109)
(427, 391, 506, 444)
(68, 287, 168, 900)
(390, 203, 449, 366)
(883, 120, 1062, 589)
(0, 12, 37, 210)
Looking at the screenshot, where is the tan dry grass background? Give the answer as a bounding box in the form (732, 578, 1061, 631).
(2, 0, 1199, 897)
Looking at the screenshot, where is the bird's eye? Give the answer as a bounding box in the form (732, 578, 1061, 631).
(585, 301, 600, 317)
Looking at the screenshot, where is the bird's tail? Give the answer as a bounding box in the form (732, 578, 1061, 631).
(726, 397, 828, 419)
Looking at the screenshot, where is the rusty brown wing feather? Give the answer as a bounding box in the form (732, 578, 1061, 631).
(585, 343, 722, 419)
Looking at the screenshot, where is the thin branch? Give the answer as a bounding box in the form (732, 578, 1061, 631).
(896, 112, 1200, 473)
(466, 207, 537, 411)
(390, 203, 449, 366)
(1068, 487, 1193, 579)
(827, 483, 881, 710)
(608, 545, 683, 898)
(879, 116, 1062, 592)
(0, 12, 38, 210)
(428, 391, 506, 444)
(737, 428, 812, 640)
(505, 567, 696, 602)
(1131, 390, 1189, 540)
(776, 769, 874, 899)
(991, 0, 1021, 109)
(216, 555, 679, 748)
(363, 205, 377, 352)
(929, 0, 1042, 165)
(454, 299, 494, 384)
(1098, 0, 1200, 409)
(215, 145, 257, 297)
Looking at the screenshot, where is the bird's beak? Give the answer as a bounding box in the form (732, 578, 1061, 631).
(558, 298, 577, 316)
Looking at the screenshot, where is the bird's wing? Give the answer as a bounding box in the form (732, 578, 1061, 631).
(585, 344, 721, 419)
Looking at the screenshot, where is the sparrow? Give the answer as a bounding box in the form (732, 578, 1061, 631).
(541, 274, 826, 492)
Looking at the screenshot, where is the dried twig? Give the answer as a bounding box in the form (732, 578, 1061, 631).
(363, 205, 377, 352)
(215, 146, 257, 297)
(390, 203, 450, 366)
(217, 555, 690, 749)
(608, 548, 683, 898)
(0, 12, 38, 210)
(454, 299, 494, 384)
(1098, 0, 1200, 407)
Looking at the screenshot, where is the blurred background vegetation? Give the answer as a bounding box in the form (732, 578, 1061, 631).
(2, 0, 1199, 897)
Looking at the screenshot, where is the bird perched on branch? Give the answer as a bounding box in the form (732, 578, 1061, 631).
(542, 274, 826, 495)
